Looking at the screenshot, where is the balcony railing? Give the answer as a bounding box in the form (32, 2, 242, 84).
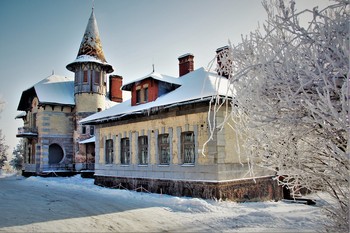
(81, 163, 95, 171)
(17, 127, 38, 137)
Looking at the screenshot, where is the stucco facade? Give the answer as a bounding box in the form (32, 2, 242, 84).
(90, 100, 279, 201)
(17, 10, 119, 176)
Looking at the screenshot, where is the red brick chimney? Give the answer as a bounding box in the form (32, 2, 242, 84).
(216, 46, 230, 78)
(178, 53, 194, 77)
(109, 75, 123, 103)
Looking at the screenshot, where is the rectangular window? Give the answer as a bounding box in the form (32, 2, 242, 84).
(82, 126, 86, 135)
(158, 134, 170, 165)
(94, 71, 100, 84)
(144, 87, 148, 103)
(83, 71, 88, 83)
(120, 138, 130, 165)
(136, 89, 141, 104)
(105, 139, 113, 164)
(181, 132, 195, 164)
(89, 126, 94, 136)
(138, 136, 148, 165)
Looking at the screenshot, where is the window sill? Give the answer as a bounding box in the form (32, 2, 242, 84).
(104, 164, 113, 167)
(120, 164, 130, 167)
(158, 164, 170, 167)
(181, 164, 195, 167)
(138, 164, 148, 167)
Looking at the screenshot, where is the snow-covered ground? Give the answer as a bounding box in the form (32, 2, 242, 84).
(0, 173, 331, 232)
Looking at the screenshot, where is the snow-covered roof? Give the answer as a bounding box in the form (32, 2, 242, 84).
(15, 111, 27, 119)
(81, 67, 233, 124)
(17, 74, 75, 111)
(34, 75, 75, 105)
(79, 136, 95, 144)
(121, 71, 182, 91)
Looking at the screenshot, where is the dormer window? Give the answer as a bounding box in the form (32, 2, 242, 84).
(144, 87, 148, 102)
(125, 75, 181, 106)
(135, 84, 149, 105)
(136, 89, 141, 104)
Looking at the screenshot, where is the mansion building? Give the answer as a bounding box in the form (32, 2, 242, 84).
(16, 9, 282, 201)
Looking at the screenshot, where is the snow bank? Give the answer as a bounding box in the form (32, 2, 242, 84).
(0, 175, 331, 232)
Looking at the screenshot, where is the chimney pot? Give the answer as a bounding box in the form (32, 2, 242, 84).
(178, 53, 194, 77)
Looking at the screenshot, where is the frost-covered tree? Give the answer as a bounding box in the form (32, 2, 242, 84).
(0, 101, 8, 169)
(209, 0, 349, 231)
(10, 139, 24, 171)
(0, 130, 8, 169)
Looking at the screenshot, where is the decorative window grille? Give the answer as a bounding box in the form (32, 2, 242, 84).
(105, 139, 113, 164)
(138, 136, 148, 165)
(181, 131, 195, 164)
(158, 134, 170, 165)
(121, 138, 130, 165)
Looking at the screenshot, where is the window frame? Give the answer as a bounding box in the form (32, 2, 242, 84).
(105, 139, 113, 164)
(136, 89, 141, 104)
(120, 138, 130, 165)
(158, 134, 170, 165)
(181, 131, 195, 164)
(83, 70, 88, 83)
(82, 126, 86, 135)
(89, 126, 94, 136)
(138, 136, 148, 165)
(144, 87, 148, 103)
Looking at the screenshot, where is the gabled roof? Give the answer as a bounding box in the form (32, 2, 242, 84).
(17, 74, 75, 111)
(81, 67, 234, 125)
(66, 10, 113, 73)
(121, 72, 182, 91)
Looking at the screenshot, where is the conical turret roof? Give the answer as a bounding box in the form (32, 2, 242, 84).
(66, 10, 113, 73)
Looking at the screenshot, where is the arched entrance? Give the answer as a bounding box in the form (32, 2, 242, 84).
(48, 144, 64, 165)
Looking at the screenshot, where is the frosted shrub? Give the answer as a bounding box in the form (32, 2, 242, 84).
(209, 0, 349, 231)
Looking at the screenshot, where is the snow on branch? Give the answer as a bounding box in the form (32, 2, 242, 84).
(208, 0, 349, 231)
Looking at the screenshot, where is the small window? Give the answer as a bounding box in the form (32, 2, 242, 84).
(82, 126, 86, 135)
(158, 134, 170, 165)
(144, 87, 148, 103)
(181, 132, 195, 164)
(121, 138, 130, 165)
(136, 89, 141, 104)
(89, 126, 94, 136)
(83, 71, 88, 83)
(105, 139, 113, 164)
(94, 71, 100, 84)
(138, 136, 148, 165)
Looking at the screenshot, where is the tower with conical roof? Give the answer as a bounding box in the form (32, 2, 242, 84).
(66, 9, 114, 169)
(67, 9, 114, 113)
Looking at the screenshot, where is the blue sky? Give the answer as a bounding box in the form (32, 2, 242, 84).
(0, 0, 330, 155)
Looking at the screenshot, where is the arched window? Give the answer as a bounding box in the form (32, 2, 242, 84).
(48, 144, 64, 165)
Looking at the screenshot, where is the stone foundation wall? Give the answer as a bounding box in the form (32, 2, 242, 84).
(94, 175, 283, 201)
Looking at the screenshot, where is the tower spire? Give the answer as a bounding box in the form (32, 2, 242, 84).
(66, 9, 113, 73)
